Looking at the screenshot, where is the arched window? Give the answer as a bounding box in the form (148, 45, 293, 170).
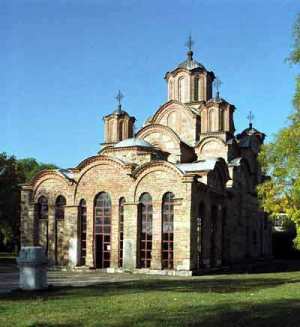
(37, 196, 48, 220)
(55, 195, 66, 220)
(119, 197, 126, 267)
(197, 202, 205, 269)
(78, 199, 87, 266)
(178, 77, 185, 102)
(55, 195, 66, 265)
(118, 120, 124, 141)
(162, 192, 174, 269)
(37, 196, 49, 255)
(220, 109, 224, 131)
(194, 77, 199, 101)
(94, 192, 111, 268)
(139, 193, 152, 268)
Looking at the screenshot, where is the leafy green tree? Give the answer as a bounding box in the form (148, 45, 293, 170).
(18, 158, 57, 183)
(258, 14, 300, 248)
(0, 153, 58, 251)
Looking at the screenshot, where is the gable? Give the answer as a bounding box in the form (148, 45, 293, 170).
(150, 100, 199, 146)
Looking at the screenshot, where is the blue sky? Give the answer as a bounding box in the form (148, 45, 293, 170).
(1, 0, 299, 168)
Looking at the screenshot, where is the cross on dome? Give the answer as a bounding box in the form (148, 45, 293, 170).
(115, 90, 124, 114)
(213, 76, 222, 100)
(247, 111, 255, 128)
(185, 34, 194, 52)
(185, 34, 194, 61)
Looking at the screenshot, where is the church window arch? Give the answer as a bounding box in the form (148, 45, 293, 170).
(220, 109, 224, 131)
(78, 199, 87, 266)
(55, 195, 66, 220)
(139, 192, 153, 268)
(37, 196, 49, 255)
(94, 192, 111, 268)
(118, 120, 124, 141)
(194, 77, 199, 101)
(162, 192, 174, 269)
(55, 195, 66, 265)
(37, 196, 48, 220)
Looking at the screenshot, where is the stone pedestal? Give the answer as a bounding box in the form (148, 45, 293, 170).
(17, 246, 48, 290)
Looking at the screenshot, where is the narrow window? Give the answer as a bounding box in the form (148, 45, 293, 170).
(139, 193, 153, 268)
(38, 196, 48, 220)
(194, 77, 199, 101)
(94, 192, 111, 268)
(119, 197, 126, 267)
(55, 195, 66, 265)
(78, 199, 87, 266)
(37, 196, 48, 255)
(162, 192, 174, 269)
(55, 195, 66, 220)
(220, 109, 224, 131)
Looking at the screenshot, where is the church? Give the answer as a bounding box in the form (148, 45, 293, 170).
(20, 39, 272, 275)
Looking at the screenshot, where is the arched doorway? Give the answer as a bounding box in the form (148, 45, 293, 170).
(139, 193, 153, 268)
(162, 192, 174, 269)
(94, 192, 111, 268)
(55, 195, 66, 265)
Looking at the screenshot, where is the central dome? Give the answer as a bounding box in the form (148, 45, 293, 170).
(114, 138, 154, 148)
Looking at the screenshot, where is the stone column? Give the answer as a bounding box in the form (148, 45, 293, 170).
(64, 205, 79, 267)
(174, 176, 193, 272)
(123, 202, 138, 272)
(20, 186, 35, 246)
(110, 202, 119, 269)
(151, 199, 162, 270)
(85, 199, 94, 268)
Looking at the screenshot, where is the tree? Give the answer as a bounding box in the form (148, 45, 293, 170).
(257, 14, 300, 248)
(0, 153, 58, 251)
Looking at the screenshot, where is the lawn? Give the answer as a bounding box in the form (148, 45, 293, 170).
(0, 271, 300, 327)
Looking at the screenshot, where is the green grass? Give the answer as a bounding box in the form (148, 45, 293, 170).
(0, 271, 300, 327)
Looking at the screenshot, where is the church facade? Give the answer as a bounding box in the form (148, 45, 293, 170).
(20, 45, 272, 275)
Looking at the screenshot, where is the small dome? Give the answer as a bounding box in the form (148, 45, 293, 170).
(114, 138, 154, 148)
(177, 58, 205, 71)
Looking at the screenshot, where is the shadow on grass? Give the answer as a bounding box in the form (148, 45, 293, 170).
(115, 299, 300, 327)
(15, 298, 300, 327)
(1, 276, 300, 302)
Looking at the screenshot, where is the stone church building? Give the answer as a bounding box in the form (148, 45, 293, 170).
(20, 44, 272, 275)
